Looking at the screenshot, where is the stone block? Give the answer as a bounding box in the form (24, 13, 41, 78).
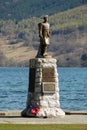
(23, 58, 65, 118)
(40, 100, 49, 107)
(37, 108, 46, 117)
(48, 99, 60, 108)
(35, 77, 42, 83)
(29, 59, 36, 68)
(35, 86, 41, 93)
(42, 64, 56, 68)
(35, 72, 42, 78)
(50, 108, 57, 117)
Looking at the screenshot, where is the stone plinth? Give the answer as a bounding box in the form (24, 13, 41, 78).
(22, 58, 65, 117)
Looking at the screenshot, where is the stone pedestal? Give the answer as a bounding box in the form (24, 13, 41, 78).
(22, 58, 65, 117)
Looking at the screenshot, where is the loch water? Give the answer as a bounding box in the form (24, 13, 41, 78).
(0, 67, 87, 111)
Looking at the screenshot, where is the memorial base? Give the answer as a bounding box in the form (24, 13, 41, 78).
(22, 58, 65, 118)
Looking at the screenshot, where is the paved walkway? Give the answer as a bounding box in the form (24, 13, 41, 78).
(0, 110, 87, 124)
(0, 115, 87, 124)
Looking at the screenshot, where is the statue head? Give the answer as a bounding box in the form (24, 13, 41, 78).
(43, 15, 48, 22)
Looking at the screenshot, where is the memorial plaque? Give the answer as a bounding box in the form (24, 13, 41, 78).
(42, 67, 55, 82)
(29, 68, 36, 92)
(42, 83, 55, 93)
(42, 67, 55, 77)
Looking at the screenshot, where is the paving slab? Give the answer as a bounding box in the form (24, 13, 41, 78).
(0, 110, 87, 124)
(0, 115, 87, 124)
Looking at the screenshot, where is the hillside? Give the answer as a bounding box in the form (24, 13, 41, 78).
(0, 36, 37, 67)
(0, 5, 87, 67)
(0, 0, 87, 21)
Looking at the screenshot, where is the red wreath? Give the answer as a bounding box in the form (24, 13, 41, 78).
(30, 108, 40, 115)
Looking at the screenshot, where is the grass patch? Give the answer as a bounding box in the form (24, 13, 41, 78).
(0, 124, 87, 130)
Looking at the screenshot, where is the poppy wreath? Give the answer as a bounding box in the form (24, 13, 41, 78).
(30, 107, 40, 115)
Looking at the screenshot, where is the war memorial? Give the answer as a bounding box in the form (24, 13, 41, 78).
(0, 15, 87, 125)
(22, 15, 65, 117)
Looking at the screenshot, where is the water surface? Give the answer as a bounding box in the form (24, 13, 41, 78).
(0, 67, 87, 110)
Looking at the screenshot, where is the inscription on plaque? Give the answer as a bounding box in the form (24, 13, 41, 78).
(42, 83, 55, 93)
(42, 67, 55, 77)
(42, 67, 55, 82)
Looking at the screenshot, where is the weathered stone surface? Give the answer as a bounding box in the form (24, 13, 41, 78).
(35, 77, 42, 83)
(37, 108, 65, 117)
(29, 68, 36, 92)
(48, 100, 60, 108)
(29, 59, 36, 68)
(35, 86, 41, 93)
(35, 72, 42, 78)
(40, 100, 49, 107)
(42, 64, 56, 68)
(23, 58, 65, 118)
(42, 93, 59, 100)
(55, 84, 59, 91)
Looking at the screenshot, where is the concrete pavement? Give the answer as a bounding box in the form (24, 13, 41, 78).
(0, 110, 87, 124)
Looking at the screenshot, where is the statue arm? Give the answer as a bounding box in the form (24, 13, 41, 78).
(38, 23, 43, 38)
(47, 23, 50, 37)
(49, 24, 51, 37)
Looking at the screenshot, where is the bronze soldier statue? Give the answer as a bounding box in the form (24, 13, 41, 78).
(36, 15, 50, 57)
